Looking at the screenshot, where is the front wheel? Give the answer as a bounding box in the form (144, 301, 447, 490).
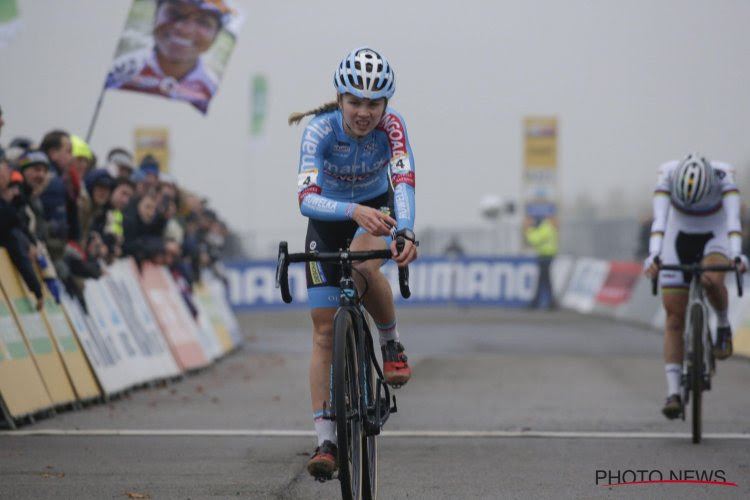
(333, 311, 363, 499)
(362, 354, 377, 500)
(689, 304, 703, 444)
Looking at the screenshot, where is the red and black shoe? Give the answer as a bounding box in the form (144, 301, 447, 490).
(382, 340, 412, 388)
(307, 440, 337, 480)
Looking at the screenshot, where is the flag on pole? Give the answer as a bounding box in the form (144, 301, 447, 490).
(0, 0, 21, 48)
(105, 0, 244, 114)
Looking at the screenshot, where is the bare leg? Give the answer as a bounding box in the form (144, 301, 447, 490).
(309, 308, 336, 414)
(350, 233, 395, 326)
(663, 291, 688, 364)
(701, 254, 728, 313)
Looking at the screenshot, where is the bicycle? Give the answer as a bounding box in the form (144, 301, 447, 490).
(275, 236, 414, 499)
(651, 258, 743, 443)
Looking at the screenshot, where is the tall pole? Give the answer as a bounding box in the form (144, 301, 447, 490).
(85, 86, 107, 143)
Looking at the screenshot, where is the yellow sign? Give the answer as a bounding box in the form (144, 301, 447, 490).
(524, 117, 557, 168)
(0, 249, 76, 406)
(134, 127, 169, 172)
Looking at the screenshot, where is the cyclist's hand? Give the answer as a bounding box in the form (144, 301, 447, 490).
(352, 205, 396, 237)
(734, 254, 748, 273)
(390, 238, 417, 266)
(643, 254, 659, 279)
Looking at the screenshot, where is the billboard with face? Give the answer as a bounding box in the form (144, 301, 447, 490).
(105, 0, 243, 114)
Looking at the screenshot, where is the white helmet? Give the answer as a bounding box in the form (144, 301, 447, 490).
(672, 153, 714, 205)
(333, 47, 395, 100)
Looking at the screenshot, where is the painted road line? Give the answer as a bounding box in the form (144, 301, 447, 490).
(1, 429, 750, 439)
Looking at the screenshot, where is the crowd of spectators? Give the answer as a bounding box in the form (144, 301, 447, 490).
(0, 104, 240, 314)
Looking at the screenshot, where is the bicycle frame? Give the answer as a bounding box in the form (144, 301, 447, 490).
(276, 238, 414, 496)
(334, 273, 395, 435)
(652, 260, 743, 441)
(681, 274, 711, 408)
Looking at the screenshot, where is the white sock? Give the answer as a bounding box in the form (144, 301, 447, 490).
(376, 319, 399, 346)
(314, 413, 336, 446)
(716, 309, 729, 328)
(665, 364, 681, 396)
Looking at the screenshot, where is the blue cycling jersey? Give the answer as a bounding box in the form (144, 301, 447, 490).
(296, 107, 416, 231)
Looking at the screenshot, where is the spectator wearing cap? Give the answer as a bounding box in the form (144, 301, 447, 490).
(4, 137, 34, 163)
(138, 154, 161, 189)
(0, 157, 44, 311)
(70, 135, 95, 180)
(16, 150, 51, 243)
(107, 147, 135, 179)
(39, 130, 78, 260)
(79, 168, 115, 238)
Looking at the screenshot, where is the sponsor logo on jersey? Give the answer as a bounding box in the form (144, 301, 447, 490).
(309, 241, 317, 251)
(300, 120, 333, 169)
(298, 185, 322, 204)
(324, 158, 388, 182)
(309, 262, 325, 285)
(379, 113, 407, 157)
(392, 171, 415, 188)
(305, 196, 337, 213)
(332, 142, 351, 155)
(395, 187, 411, 221)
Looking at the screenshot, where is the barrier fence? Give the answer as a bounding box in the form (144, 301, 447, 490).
(224, 255, 750, 358)
(5, 251, 748, 427)
(0, 248, 241, 429)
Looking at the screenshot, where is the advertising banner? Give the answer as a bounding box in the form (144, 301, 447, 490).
(523, 116, 558, 220)
(250, 74, 268, 139)
(61, 292, 132, 395)
(105, 0, 244, 114)
(560, 258, 610, 313)
(83, 279, 155, 389)
(39, 294, 100, 401)
(134, 127, 169, 172)
(0, 250, 76, 405)
(107, 259, 181, 378)
(225, 256, 541, 310)
(0, 289, 53, 418)
(595, 261, 642, 306)
(140, 263, 209, 370)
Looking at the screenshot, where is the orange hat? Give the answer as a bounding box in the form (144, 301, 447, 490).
(9, 170, 24, 185)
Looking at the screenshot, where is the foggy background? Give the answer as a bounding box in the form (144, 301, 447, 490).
(2, 0, 749, 258)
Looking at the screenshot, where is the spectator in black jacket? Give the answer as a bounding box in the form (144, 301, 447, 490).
(0, 158, 43, 310)
(123, 189, 166, 263)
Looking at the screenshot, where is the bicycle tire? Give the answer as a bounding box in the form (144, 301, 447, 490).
(361, 346, 378, 500)
(333, 311, 363, 500)
(689, 304, 703, 444)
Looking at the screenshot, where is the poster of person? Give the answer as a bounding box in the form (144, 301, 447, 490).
(105, 0, 244, 114)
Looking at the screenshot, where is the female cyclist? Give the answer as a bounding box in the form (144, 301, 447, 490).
(643, 153, 747, 419)
(289, 47, 418, 478)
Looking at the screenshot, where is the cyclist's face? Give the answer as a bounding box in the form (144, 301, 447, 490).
(154, 1, 220, 64)
(338, 94, 386, 138)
